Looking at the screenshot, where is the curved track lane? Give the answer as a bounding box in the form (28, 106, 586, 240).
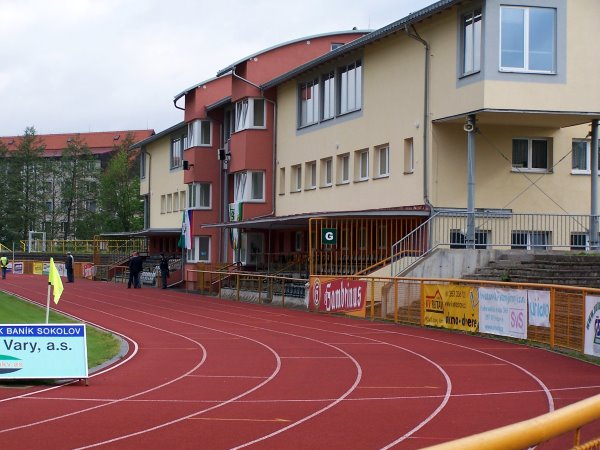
(1, 275, 600, 449)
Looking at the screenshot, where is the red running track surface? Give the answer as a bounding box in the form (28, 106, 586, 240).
(1, 275, 600, 449)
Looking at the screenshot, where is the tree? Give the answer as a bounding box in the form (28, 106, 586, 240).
(4, 127, 48, 242)
(59, 137, 100, 239)
(99, 134, 143, 232)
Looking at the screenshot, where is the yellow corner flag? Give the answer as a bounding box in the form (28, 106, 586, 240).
(49, 257, 64, 304)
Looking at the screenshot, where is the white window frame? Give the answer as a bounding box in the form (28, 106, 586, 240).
(305, 161, 316, 190)
(234, 171, 265, 202)
(322, 71, 336, 121)
(339, 60, 362, 115)
(187, 119, 212, 147)
(279, 167, 286, 195)
(160, 195, 166, 214)
(170, 134, 186, 169)
(375, 145, 389, 178)
(188, 182, 211, 209)
(571, 140, 600, 174)
(511, 138, 550, 172)
(355, 149, 369, 181)
(291, 165, 302, 192)
(404, 138, 415, 174)
(235, 98, 266, 131)
(461, 8, 482, 76)
(499, 6, 556, 74)
(337, 153, 349, 184)
(299, 79, 319, 127)
(511, 230, 550, 250)
(321, 157, 333, 187)
(187, 236, 211, 263)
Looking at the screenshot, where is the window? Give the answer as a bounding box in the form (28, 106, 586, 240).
(331, 43, 344, 51)
(140, 151, 146, 179)
(404, 138, 414, 174)
(512, 138, 550, 171)
(321, 158, 333, 187)
(375, 145, 389, 177)
(450, 229, 490, 249)
(46, 201, 53, 213)
(187, 120, 211, 147)
(279, 167, 286, 195)
(235, 98, 265, 131)
(188, 183, 211, 209)
(355, 149, 369, 181)
(500, 6, 556, 73)
(294, 231, 303, 252)
(571, 233, 588, 250)
(322, 71, 336, 120)
(250, 171, 264, 201)
(299, 79, 319, 127)
(166, 194, 173, 213)
(173, 192, 179, 212)
(462, 8, 482, 75)
(305, 161, 316, 190)
(170, 133, 187, 169)
(188, 236, 210, 263)
(339, 60, 362, 114)
(85, 200, 97, 213)
(160, 195, 166, 214)
(337, 153, 349, 184)
(180, 191, 186, 210)
(291, 165, 302, 192)
(511, 231, 550, 250)
(233, 171, 265, 202)
(572, 140, 600, 174)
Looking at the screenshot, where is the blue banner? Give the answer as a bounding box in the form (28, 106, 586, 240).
(0, 324, 88, 379)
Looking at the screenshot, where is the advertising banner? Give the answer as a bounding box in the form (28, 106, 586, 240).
(0, 324, 88, 379)
(311, 278, 367, 317)
(528, 290, 551, 327)
(479, 287, 527, 339)
(83, 263, 94, 279)
(12, 262, 24, 275)
(584, 295, 600, 357)
(423, 284, 479, 332)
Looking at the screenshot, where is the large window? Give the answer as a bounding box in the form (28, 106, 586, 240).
(299, 79, 319, 127)
(462, 8, 482, 76)
(170, 133, 187, 169)
(188, 236, 210, 263)
(234, 171, 265, 202)
(235, 98, 266, 131)
(188, 182, 211, 209)
(512, 138, 550, 171)
(187, 119, 211, 147)
(339, 60, 362, 114)
(500, 6, 556, 73)
(572, 140, 600, 174)
(297, 59, 362, 128)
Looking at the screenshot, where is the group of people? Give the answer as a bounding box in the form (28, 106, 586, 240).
(128, 252, 170, 290)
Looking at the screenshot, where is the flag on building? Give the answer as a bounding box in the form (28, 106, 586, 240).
(178, 209, 192, 250)
(48, 257, 64, 304)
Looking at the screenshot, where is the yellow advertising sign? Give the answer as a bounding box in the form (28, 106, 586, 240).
(33, 262, 43, 275)
(423, 284, 479, 332)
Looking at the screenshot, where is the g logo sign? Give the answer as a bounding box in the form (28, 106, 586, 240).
(325, 231, 334, 241)
(321, 228, 337, 245)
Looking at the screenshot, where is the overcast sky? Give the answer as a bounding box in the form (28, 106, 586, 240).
(0, 0, 433, 137)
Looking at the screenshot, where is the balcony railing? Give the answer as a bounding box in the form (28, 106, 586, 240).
(391, 211, 599, 276)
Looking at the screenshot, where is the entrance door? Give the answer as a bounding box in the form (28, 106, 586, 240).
(240, 233, 264, 267)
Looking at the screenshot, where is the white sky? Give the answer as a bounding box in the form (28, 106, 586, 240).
(0, 0, 433, 136)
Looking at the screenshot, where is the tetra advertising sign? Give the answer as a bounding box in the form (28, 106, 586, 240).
(0, 324, 88, 379)
(311, 278, 367, 316)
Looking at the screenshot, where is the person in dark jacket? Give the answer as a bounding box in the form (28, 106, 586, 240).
(128, 251, 143, 289)
(65, 252, 74, 283)
(159, 253, 170, 289)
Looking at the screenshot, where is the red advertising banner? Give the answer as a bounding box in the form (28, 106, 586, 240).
(310, 278, 367, 314)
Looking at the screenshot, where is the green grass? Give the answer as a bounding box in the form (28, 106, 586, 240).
(0, 292, 122, 369)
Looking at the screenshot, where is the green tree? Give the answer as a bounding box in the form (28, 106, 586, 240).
(5, 127, 48, 242)
(99, 134, 143, 232)
(59, 137, 100, 239)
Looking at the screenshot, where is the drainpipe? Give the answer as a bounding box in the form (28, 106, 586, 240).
(465, 114, 477, 248)
(405, 24, 431, 211)
(591, 119, 599, 250)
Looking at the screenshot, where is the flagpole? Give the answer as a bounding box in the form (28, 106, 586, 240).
(46, 283, 51, 324)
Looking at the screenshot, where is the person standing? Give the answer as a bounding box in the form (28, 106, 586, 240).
(128, 251, 143, 289)
(159, 253, 170, 289)
(65, 251, 75, 283)
(0, 255, 8, 280)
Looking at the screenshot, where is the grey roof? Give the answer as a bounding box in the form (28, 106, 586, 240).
(131, 122, 186, 149)
(261, 0, 458, 90)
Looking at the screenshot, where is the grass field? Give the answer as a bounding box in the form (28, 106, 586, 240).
(0, 292, 121, 369)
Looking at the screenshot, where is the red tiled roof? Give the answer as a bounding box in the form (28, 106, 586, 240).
(0, 129, 154, 156)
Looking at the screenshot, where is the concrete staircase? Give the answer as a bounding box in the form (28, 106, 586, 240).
(467, 251, 600, 288)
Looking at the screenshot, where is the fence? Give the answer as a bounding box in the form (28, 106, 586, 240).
(391, 211, 597, 276)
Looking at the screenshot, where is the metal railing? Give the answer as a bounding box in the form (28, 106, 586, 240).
(391, 211, 596, 276)
(18, 237, 147, 255)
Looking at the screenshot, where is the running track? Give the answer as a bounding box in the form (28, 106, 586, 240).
(1, 275, 600, 449)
